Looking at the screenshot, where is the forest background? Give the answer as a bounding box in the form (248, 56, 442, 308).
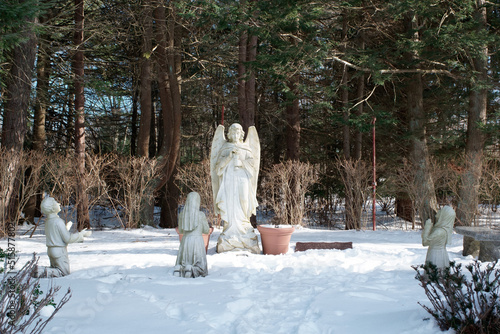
(1, 0, 500, 247)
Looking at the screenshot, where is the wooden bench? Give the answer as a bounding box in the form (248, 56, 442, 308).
(454, 226, 500, 262)
(295, 242, 353, 252)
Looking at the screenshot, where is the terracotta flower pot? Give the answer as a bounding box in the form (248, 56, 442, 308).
(257, 224, 295, 255)
(175, 227, 214, 253)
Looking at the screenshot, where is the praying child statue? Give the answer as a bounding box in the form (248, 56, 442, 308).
(422, 205, 456, 269)
(35, 196, 92, 278)
(174, 192, 209, 278)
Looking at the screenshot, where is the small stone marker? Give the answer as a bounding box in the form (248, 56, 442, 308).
(295, 242, 353, 252)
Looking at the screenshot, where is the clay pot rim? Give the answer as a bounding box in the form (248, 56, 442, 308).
(257, 224, 295, 237)
(257, 224, 295, 229)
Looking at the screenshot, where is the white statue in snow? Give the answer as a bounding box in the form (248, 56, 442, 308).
(210, 123, 261, 254)
(422, 205, 455, 269)
(36, 196, 92, 278)
(174, 192, 209, 278)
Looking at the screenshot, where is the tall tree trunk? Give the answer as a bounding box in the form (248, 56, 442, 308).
(25, 31, 51, 223)
(74, 0, 89, 231)
(340, 23, 357, 229)
(131, 86, 139, 156)
(238, 29, 248, 128)
(457, 0, 488, 256)
(353, 37, 365, 161)
(149, 98, 157, 157)
(160, 159, 179, 228)
(284, 76, 300, 225)
(137, 0, 153, 158)
(246, 34, 257, 127)
(161, 4, 182, 223)
(407, 73, 438, 227)
(33, 46, 49, 151)
(237, 0, 257, 133)
(0, 9, 38, 231)
(138, 2, 182, 227)
(285, 77, 300, 161)
(406, 13, 438, 228)
(341, 16, 350, 160)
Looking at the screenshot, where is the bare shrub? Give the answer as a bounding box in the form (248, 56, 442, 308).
(83, 154, 113, 209)
(480, 159, 500, 214)
(40, 153, 112, 226)
(42, 153, 78, 222)
(260, 160, 318, 226)
(1, 254, 71, 333)
(336, 158, 371, 230)
(107, 155, 162, 228)
(307, 162, 344, 229)
(176, 159, 215, 225)
(0, 150, 47, 236)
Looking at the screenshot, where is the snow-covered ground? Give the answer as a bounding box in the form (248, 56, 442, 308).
(10, 215, 475, 334)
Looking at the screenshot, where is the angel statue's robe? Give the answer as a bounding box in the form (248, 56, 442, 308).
(211, 124, 261, 254)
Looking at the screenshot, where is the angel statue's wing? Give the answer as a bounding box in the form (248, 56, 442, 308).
(245, 126, 261, 197)
(210, 125, 226, 215)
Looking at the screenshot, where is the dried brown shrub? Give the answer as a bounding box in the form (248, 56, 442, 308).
(0, 150, 46, 236)
(260, 160, 318, 226)
(336, 158, 372, 230)
(106, 155, 161, 228)
(176, 159, 216, 225)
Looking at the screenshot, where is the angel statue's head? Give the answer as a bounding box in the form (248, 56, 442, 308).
(228, 123, 244, 143)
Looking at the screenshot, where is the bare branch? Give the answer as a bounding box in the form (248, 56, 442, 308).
(329, 55, 460, 80)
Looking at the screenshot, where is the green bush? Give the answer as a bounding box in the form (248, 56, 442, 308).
(413, 261, 500, 333)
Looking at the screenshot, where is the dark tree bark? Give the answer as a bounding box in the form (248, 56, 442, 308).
(238, 29, 248, 127)
(33, 45, 49, 152)
(25, 29, 51, 223)
(457, 0, 488, 256)
(131, 86, 139, 156)
(405, 13, 438, 228)
(160, 160, 179, 228)
(353, 37, 365, 161)
(0, 6, 38, 230)
(149, 98, 157, 158)
(137, 2, 182, 227)
(407, 73, 438, 227)
(285, 77, 300, 161)
(246, 34, 257, 126)
(237, 0, 257, 133)
(153, 2, 181, 180)
(137, 0, 153, 158)
(74, 0, 90, 231)
(341, 16, 350, 160)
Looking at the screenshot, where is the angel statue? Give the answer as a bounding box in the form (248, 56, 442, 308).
(210, 123, 261, 254)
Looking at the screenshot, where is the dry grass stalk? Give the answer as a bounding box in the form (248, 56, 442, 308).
(261, 160, 318, 226)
